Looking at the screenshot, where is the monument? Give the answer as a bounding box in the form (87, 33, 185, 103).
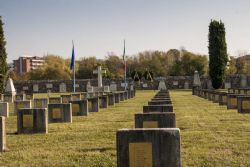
(4, 78, 16, 96)
(158, 80, 167, 90)
(93, 66, 106, 88)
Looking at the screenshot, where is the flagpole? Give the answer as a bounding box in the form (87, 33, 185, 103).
(72, 40, 76, 92)
(123, 39, 127, 90)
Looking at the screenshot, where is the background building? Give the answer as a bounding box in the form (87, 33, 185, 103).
(13, 55, 44, 74)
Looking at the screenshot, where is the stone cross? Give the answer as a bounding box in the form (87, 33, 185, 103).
(93, 66, 106, 88)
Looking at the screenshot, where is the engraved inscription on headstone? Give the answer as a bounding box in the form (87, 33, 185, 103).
(230, 98, 237, 106)
(129, 142, 152, 167)
(52, 108, 61, 119)
(242, 101, 250, 109)
(72, 104, 80, 115)
(143, 121, 158, 128)
(23, 114, 33, 128)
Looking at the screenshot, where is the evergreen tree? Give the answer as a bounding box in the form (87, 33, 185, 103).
(208, 20, 228, 89)
(0, 16, 8, 92)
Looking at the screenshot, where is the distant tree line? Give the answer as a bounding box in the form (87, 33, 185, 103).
(12, 48, 209, 81)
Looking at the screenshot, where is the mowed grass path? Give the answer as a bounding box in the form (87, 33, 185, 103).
(1, 90, 250, 166)
(171, 90, 250, 167)
(0, 90, 155, 167)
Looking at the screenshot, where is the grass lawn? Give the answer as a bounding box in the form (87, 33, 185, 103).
(0, 90, 250, 166)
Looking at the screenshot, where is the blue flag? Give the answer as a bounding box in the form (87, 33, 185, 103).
(70, 43, 75, 70)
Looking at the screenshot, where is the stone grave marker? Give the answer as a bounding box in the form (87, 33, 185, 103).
(184, 81, 189, 89)
(108, 93, 115, 106)
(48, 104, 72, 123)
(3, 94, 14, 103)
(114, 93, 120, 103)
(59, 83, 67, 92)
(135, 112, 176, 128)
(116, 128, 181, 167)
(25, 93, 33, 100)
(46, 83, 53, 89)
(0, 117, 6, 152)
(104, 86, 110, 92)
(173, 81, 178, 86)
(99, 95, 108, 108)
(15, 94, 25, 101)
(33, 98, 48, 108)
(87, 97, 99, 112)
(49, 97, 62, 104)
(70, 100, 88, 116)
(237, 96, 250, 113)
(61, 95, 71, 103)
(86, 81, 94, 92)
(143, 105, 173, 113)
(71, 94, 81, 101)
(0, 103, 9, 117)
(225, 82, 231, 89)
(110, 82, 117, 92)
(193, 70, 201, 87)
(17, 108, 48, 134)
(14, 100, 31, 115)
(93, 66, 106, 88)
(33, 84, 39, 92)
(158, 80, 167, 90)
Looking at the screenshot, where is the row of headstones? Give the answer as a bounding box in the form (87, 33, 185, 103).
(193, 88, 250, 113)
(0, 90, 136, 152)
(116, 90, 181, 167)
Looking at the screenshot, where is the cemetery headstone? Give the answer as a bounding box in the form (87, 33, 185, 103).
(110, 82, 117, 92)
(33, 84, 39, 92)
(14, 100, 31, 115)
(116, 128, 181, 167)
(0, 103, 9, 117)
(49, 97, 62, 104)
(48, 103, 72, 123)
(17, 108, 48, 134)
(135, 112, 176, 128)
(70, 100, 88, 116)
(158, 80, 167, 90)
(33, 98, 48, 108)
(59, 83, 67, 92)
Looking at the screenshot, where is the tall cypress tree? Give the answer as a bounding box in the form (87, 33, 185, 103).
(208, 20, 228, 89)
(0, 16, 8, 92)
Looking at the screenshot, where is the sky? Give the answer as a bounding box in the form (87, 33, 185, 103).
(1, 0, 250, 63)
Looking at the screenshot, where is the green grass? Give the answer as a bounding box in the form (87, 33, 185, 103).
(1, 90, 250, 166)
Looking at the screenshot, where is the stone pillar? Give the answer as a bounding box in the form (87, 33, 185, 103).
(0, 117, 6, 152)
(116, 128, 181, 167)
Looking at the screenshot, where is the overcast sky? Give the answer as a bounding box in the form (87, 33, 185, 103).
(1, 0, 250, 63)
